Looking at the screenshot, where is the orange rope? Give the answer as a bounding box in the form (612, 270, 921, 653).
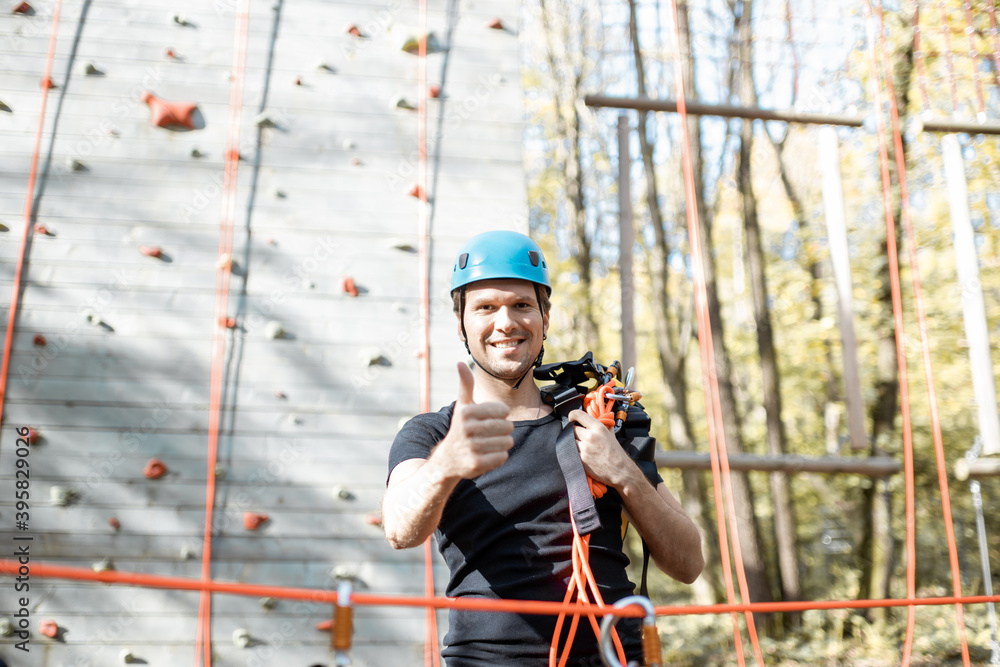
(0, 0, 63, 435)
(662, 0, 761, 663)
(195, 2, 251, 664)
(548, 386, 626, 666)
(416, 0, 439, 663)
(869, 1, 972, 664)
(3, 559, 999, 616)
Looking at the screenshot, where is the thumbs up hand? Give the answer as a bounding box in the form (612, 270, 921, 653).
(435, 363, 514, 480)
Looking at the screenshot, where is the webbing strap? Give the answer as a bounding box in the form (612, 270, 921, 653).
(554, 417, 603, 536)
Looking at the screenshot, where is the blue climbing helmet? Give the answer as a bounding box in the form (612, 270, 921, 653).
(450, 230, 551, 294)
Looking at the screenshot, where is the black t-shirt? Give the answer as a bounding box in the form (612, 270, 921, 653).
(388, 403, 644, 665)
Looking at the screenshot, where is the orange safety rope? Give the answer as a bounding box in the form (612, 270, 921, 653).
(549, 382, 626, 667)
(0, 0, 63, 434)
(195, 1, 251, 665)
(3, 559, 1000, 617)
(662, 0, 762, 664)
(870, 1, 972, 664)
(416, 0, 440, 664)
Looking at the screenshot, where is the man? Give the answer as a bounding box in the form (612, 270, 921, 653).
(382, 231, 704, 665)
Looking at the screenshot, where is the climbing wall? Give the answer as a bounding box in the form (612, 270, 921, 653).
(0, 0, 527, 664)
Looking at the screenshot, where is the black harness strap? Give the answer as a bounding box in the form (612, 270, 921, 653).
(545, 385, 603, 536)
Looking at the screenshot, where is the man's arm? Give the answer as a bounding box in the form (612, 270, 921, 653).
(569, 409, 705, 584)
(382, 363, 514, 550)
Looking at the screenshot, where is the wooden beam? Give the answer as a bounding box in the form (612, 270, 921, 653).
(954, 457, 1000, 481)
(584, 94, 1000, 135)
(617, 115, 637, 379)
(654, 451, 901, 476)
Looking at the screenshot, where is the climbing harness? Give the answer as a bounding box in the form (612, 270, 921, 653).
(534, 353, 661, 666)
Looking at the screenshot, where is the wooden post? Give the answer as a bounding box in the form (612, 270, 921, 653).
(942, 134, 1000, 457)
(654, 451, 900, 476)
(819, 127, 868, 452)
(618, 115, 637, 380)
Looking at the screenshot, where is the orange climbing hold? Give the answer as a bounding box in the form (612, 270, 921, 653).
(41, 76, 55, 89)
(316, 619, 334, 632)
(365, 513, 383, 527)
(346, 24, 364, 37)
(165, 48, 177, 59)
(34, 223, 51, 235)
(243, 512, 268, 530)
(12, 1, 31, 13)
(25, 427, 39, 445)
(342, 277, 359, 297)
(222, 316, 237, 329)
(39, 620, 58, 638)
(429, 84, 441, 98)
(139, 245, 163, 258)
(143, 459, 167, 480)
(141, 91, 197, 130)
(486, 17, 505, 30)
(408, 184, 424, 199)
(108, 517, 121, 531)
(33, 334, 46, 346)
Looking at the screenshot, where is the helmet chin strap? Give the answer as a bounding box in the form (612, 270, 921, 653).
(459, 286, 546, 391)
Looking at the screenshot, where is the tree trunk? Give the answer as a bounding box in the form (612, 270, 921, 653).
(735, 0, 800, 629)
(626, 0, 721, 604)
(677, 0, 774, 616)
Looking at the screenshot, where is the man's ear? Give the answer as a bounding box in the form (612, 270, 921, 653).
(456, 313, 466, 343)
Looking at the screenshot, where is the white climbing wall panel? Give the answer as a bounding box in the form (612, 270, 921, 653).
(0, 0, 528, 664)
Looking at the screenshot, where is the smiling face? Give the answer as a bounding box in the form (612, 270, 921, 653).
(459, 279, 549, 382)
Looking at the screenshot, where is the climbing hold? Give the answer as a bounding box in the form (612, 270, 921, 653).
(316, 619, 333, 632)
(388, 238, 416, 253)
(399, 30, 441, 55)
(26, 427, 39, 444)
(172, 13, 192, 26)
(393, 96, 417, 111)
(32, 334, 46, 346)
(143, 458, 167, 479)
(12, 1, 32, 14)
(138, 244, 163, 258)
(214, 464, 226, 479)
(351, 157, 363, 167)
(141, 91, 198, 130)
(366, 351, 391, 367)
(333, 485, 355, 501)
(259, 596, 277, 610)
(254, 111, 280, 129)
(274, 389, 287, 399)
(332, 565, 358, 581)
(317, 62, 337, 73)
(428, 84, 441, 99)
(218, 253, 233, 270)
(243, 512, 268, 530)
(232, 628, 252, 648)
(408, 184, 425, 199)
(82, 62, 103, 76)
(120, 648, 135, 664)
(0, 99, 11, 112)
(179, 545, 195, 560)
(66, 157, 86, 172)
(109, 516, 121, 531)
(165, 48, 177, 59)
(0, 618, 13, 637)
(85, 311, 102, 326)
(39, 620, 59, 639)
(486, 17, 505, 30)
(50, 486, 78, 506)
(223, 316, 237, 329)
(264, 320, 285, 339)
(293, 76, 302, 86)
(365, 513, 383, 527)
(190, 146, 205, 158)
(342, 277, 360, 297)
(92, 556, 115, 572)
(346, 24, 365, 37)
(41, 76, 55, 89)
(273, 189, 286, 199)
(34, 223, 52, 235)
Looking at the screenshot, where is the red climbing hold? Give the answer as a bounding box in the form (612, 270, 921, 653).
(165, 48, 177, 59)
(243, 512, 268, 530)
(143, 459, 167, 479)
(34, 223, 51, 236)
(26, 427, 39, 445)
(342, 277, 359, 297)
(293, 76, 302, 86)
(12, 1, 31, 13)
(139, 245, 163, 258)
(316, 619, 334, 632)
(39, 620, 59, 638)
(141, 91, 197, 130)
(109, 517, 121, 531)
(429, 84, 441, 99)
(33, 334, 46, 346)
(408, 184, 425, 199)
(365, 513, 383, 527)
(223, 316, 237, 329)
(41, 76, 55, 89)
(346, 24, 364, 37)
(486, 17, 505, 30)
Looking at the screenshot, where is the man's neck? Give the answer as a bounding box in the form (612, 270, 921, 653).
(472, 369, 552, 421)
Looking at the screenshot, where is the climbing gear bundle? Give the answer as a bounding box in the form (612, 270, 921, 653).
(534, 352, 662, 666)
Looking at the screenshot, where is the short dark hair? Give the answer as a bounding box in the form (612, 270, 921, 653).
(452, 285, 550, 317)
